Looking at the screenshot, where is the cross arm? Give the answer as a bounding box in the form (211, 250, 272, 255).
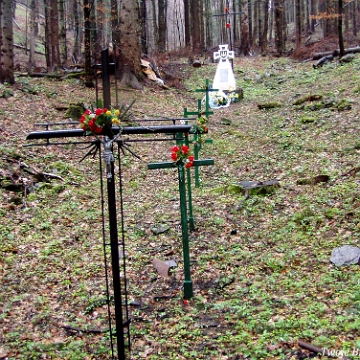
(26, 125, 193, 140)
(148, 159, 214, 170)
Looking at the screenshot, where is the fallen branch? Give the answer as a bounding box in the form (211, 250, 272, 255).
(298, 340, 351, 360)
(62, 325, 108, 335)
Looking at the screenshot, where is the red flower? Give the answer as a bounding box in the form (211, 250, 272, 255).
(186, 161, 193, 168)
(188, 155, 195, 162)
(85, 109, 92, 115)
(79, 115, 85, 123)
(95, 108, 104, 116)
(94, 126, 103, 134)
(226, 23, 231, 28)
(181, 145, 189, 154)
(88, 119, 95, 130)
(183, 299, 189, 305)
(171, 152, 178, 161)
(224, 7, 229, 12)
(171, 145, 179, 153)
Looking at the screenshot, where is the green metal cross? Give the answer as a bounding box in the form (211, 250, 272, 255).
(148, 158, 214, 300)
(183, 79, 217, 188)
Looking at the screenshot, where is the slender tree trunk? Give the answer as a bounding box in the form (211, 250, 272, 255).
(72, 0, 82, 63)
(261, 0, 269, 54)
(240, 0, 250, 55)
(158, 0, 167, 53)
(83, 0, 94, 87)
(248, 0, 253, 46)
(274, 0, 285, 55)
(338, 0, 345, 57)
(50, 0, 60, 67)
(139, 0, 147, 54)
(295, 0, 301, 47)
(59, 0, 67, 65)
(253, 0, 258, 47)
(1, 0, 15, 83)
(111, 0, 120, 46)
(204, 0, 211, 49)
(352, 0, 357, 36)
(310, 0, 316, 33)
(29, 0, 36, 67)
(184, 0, 190, 48)
(191, 0, 202, 55)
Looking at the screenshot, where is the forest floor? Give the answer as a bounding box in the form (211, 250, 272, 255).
(1, 52, 360, 360)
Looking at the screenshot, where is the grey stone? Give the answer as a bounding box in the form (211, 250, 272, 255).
(330, 245, 360, 266)
(150, 224, 170, 235)
(152, 259, 177, 277)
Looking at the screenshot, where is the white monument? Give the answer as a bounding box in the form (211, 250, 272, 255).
(212, 44, 236, 92)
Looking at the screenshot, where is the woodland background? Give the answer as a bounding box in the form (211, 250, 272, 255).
(0, 0, 360, 87)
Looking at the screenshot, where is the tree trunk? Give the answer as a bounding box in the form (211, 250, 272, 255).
(0, 0, 15, 84)
(158, 0, 167, 53)
(338, 0, 345, 57)
(28, 0, 36, 67)
(261, 0, 269, 54)
(139, 0, 147, 54)
(274, 0, 285, 56)
(83, 0, 94, 87)
(240, 0, 250, 55)
(111, 0, 120, 46)
(352, 0, 357, 36)
(190, 0, 202, 55)
(295, 0, 301, 47)
(248, 0, 253, 46)
(204, 0, 211, 50)
(184, 0, 190, 48)
(72, 0, 82, 63)
(50, 0, 61, 68)
(118, 0, 142, 90)
(59, 0, 67, 65)
(310, 0, 316, 33)
(324, 0, 337, 37)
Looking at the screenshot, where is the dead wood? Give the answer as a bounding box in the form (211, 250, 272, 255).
(312, 46, 360, 60)
(298, 340, 351, 359)
(313, 54, 334, 68)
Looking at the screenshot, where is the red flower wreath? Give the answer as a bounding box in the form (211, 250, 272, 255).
(170, 145, 194, 168)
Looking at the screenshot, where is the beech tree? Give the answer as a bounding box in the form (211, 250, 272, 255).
(0, 0, 14, 84)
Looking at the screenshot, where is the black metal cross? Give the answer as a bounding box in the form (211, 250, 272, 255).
(27, 123, 193, 360)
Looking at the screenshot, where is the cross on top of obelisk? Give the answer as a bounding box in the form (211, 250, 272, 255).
(213, 44, 234, 63)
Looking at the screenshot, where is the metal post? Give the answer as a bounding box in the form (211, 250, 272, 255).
(106, 143, 126, 360)
(184, 136, 195, 232)
(177, 163, 193, 300)
(101, 49, 111, 109)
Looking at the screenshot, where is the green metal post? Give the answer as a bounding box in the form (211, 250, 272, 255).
(177, 162, 193, 299)
(184, 136, 195, 231)
(148, 159, 214, 299)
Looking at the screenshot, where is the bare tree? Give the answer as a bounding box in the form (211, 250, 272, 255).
(83, 0, 94, 87)
(72, 0, 83, 63)
(338, 0, 345, 57)
(28, 0, 37, 67)
(59, 0, 67, 65)
(117, 0, 142, 89)
(0, 0, 15, 84)
(295, 0, 301, 47)
(44, 0, 61, 70)
(274, 0, 285, 55)
(191, 0, 202, 55)
(158, 0, 167, 53)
